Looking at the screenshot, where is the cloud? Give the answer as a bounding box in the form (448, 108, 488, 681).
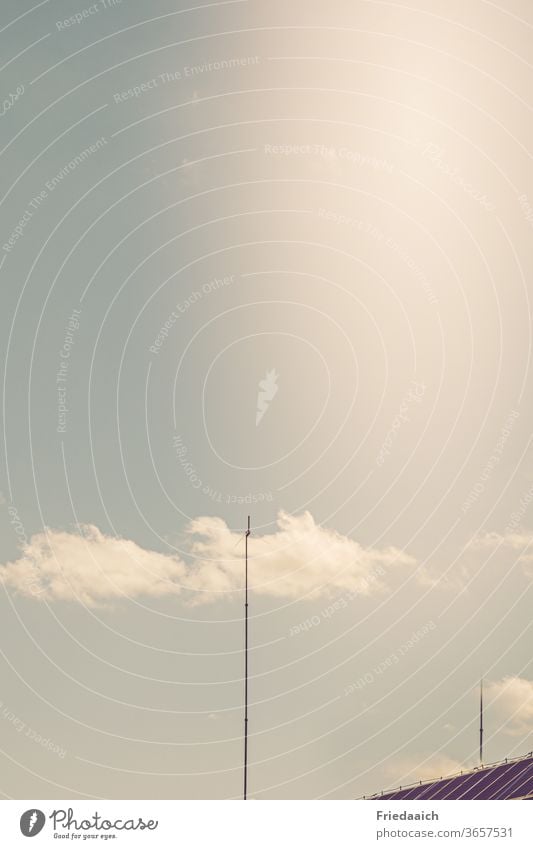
(0, 524, 187, 607)
(0, 511, 416, 607)
(471, 530, 533, 577)
(384, 753, 472, 787)
(472, 531, 533, 552)
(186, 510, 416, 601)
(486, 676, 533, 736)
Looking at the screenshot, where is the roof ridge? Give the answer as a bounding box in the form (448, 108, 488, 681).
(364, 751, 533, 799)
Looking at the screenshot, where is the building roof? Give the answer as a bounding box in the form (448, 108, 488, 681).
(366, 752, 533, 800)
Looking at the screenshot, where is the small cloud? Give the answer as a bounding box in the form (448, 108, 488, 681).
(471, 531, 532, 551)
(485, 676, 533, 736)
(385, 753, 472, 786)
(470, 530, 533, 577)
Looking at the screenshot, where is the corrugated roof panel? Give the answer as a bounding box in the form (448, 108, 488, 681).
(367, 753, 533, 800)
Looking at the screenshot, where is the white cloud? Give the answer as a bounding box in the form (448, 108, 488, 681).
(0, 524, 187, 607)
(472, 531, 533, 552)
(186, 510, 415, 601)
(385, 753, 471, 786)
(0, 511, 416, 607)
(471, 530, 533, 577)
(486, 676, 533, 736)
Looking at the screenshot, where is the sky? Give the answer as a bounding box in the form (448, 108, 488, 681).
(0, 0, 532, 800)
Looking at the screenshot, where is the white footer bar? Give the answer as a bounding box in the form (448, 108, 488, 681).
(1, 800, 531, 848)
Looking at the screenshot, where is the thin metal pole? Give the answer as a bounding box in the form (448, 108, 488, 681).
(479, 679, 484, 765)
(244, 516, 250, 800)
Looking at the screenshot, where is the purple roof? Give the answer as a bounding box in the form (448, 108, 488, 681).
(366, 752, 533, 800)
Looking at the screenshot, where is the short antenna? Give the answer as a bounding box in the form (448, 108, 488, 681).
(243, 516, 251, 800)
(479, 678, 484, 765)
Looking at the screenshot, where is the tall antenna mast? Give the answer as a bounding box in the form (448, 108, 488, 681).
(479, 678, 484, 765)
(244, 515, 251, 800)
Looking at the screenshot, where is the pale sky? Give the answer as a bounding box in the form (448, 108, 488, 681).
(0, 0, 532, 799)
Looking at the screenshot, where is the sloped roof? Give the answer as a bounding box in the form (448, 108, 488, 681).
(366, 752, 533, 800)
